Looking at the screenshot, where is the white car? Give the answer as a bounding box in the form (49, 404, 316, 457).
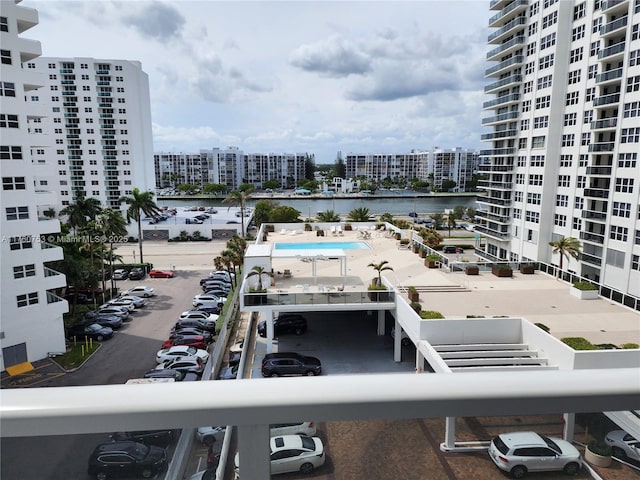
(209, 270, 234, 282)
(193, 294, 226, 307)
(234, 435, 325, 477)
(488, 431, 582, 478)
(156, 346, 209, 364)
(122, 286, 155, 298)
(605, 430, 640, 461)
(196, 426, 226, 446)
(103, 299, 135, 312)
(97, 305, 130, 319)
(180, 310, 219, 322)
(229, 340, 244, 353)
(117, 295, 146, 308)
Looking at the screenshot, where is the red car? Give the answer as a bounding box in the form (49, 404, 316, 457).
(149, 270, 174, 278)
(161, 335, 208, 350)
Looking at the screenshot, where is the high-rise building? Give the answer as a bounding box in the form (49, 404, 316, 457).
(429, 147, 479, 192)
(479, 0, 640, 296)
(0, 0, 68, 371)
(26, 56, 155, 211)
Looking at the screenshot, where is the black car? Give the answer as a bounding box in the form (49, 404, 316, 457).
(194, 304, 221, 315)
(175, 318, 216, 333)
(128, 267, 146, 280)
(201, 281, 231, 293)
(87, 441, 167, 479)
(110, 430, 176, 448)
(228, 350, 242, 366)
(202, 289, 228, 299)
(257, 314, 307, 337)
(82, 314, 123, 330)
(68, 323, 113, 341)
(261, 352, 321, 377)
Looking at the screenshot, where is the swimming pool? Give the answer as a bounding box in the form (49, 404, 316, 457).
(274, 241, 371, 250)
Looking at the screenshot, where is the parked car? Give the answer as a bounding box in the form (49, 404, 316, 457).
(209, 270, 234, 282)
(117, 295, 147, 308)
(143, 369, 186, 381)
(442, 245, 463, 254)
(196, 422, 316, 447)
(82, 315, 123, 331)
(104, 299, 136, 311)
(234, 435, 325, 476)
(156, 345, 210, 364)
(149, 269, 174, 278)
(68, 323, 113, 341)
(201, 290, 229, 301)
(128, 267, 146, 280)
(185, 218, 203, 224)
(201, 281, 231, 293)
(170, 327, 214, 343)
(175, 318, 217, 333)
(202, 275, 232, 286)
(229, 340, 244, 353)
(261, 352, 321, 377)
(97, 305, 130, 320)
(193, 294, 226, 307)
(218, 365, 238, 380)
(110, 430, 176, 448)
(122, 286, 155, 298)
(87, 441, 167, 479)
(258, 314, 307, 337)
(488, 431, 582, 478)
(228, 350, 242, 366)
(154, 356, 204, 376)
(113, 269, 129, 280)
(180, 310, 219, 323)
(161, 335, 208, 350)
(196, 426, 227, 446)
(605, 430, 640, 461)
(205, 208, 218, 214)
(194, 304, 221, 315)
(408, 212, 418, 218)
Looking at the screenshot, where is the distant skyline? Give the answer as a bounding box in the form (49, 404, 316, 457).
(29, 0, 490, 162)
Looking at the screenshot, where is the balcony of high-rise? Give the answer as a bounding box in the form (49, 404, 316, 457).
(601, 0, 630, 15)
(487, 16, 526, 44)
(600, 15, 628, 37)
(488, 0, 528, 28)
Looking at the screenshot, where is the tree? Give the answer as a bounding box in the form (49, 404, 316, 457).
(237, 183, 256, 194)
(95, 208, 128, 291)
(263, 179, 280, 190)
(441, 179, 457, 191)
(419, 227, 443, 248)
(297, 179, 318, 192)
(379, 212, 394, 223)
(304, 154, 315, 181)
(269, 205, 301, 223)
(203, 183, 227, 195)
(223, 189, 252, 237)
(120, 187, 161, 264)
(317, 210, 340, 222)
(549, 236, 581, 278)
(430, 213, 445, 230)
(254, 200, 276, 226)
(60, 195, 102, 234)
(466, 207, 477, 220)
(333, 152, 346, 179)
(347, 207, 373, 222)
(176, 183, 198, 194)
(453, 205, 466, 220)
(446, 213, 458, 237)
(368, 260, 393, 287)
(246, 265, 273, 291)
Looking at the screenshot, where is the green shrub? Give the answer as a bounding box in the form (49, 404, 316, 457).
(410, 301, 422, 313)
(535, 323, 550, 333)
(561, 337, 596, 350)
(407, 286, 418, 294)
(420, 310, 444, 319)
(587, 439, 612, 457)
(466, 315, 486, 318)
(399, 238, 410, 245)
(573, 281, 597, 291)
(426, 253, 441, 261)
(620, 343, 640, 349)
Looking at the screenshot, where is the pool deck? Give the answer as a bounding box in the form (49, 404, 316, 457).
(117, 228, 640, 346)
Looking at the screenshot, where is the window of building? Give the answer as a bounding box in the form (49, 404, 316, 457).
(573, 1, 586, 19)
(634, 22, 640, 40)
(516, 173, 525, 185)
(0, 81, 15, 97)
(0, 146, 22, 160)
(593, 16, 602, 33)
(566, 92, 579, 105)
(2, 176, 26, 190)
(542, 11, 557, 29)
(6, 206, 29, 220)
(538, 74, 552, 89)
(541, 32, 556, 49)
(534, 116, 549, 128)
(17, 292, 38, 308)
(0, 114, 19, 128)
(618, 153, 637, 167)
(515, 191, 524, 202)
(1, 49, 12, 65)
(576, 175, 586, 188)
(625, 100, 640, 118)
(587, 64, 598, 80)
(573, 217, 582, 230)
(535, 95, 551, 109)
(562, 134, 575, 146)
(557, 175, 571, 187)
(606, 249, 626, 268)
(519, 138, 528, 149)
(527, 192, 542, 205)
(570, 47, 584, 63)
(0, 16, 7, 32)
(513, 208, 522, 219)
(527, 42, 537, 56)
(615, 178, 634, 193)
(568, 70, 581, 84)
(9, 236, 33, 250)
(544, 0, 558, 8)
(627, 75, 640, 93)
(575, 197, 584, 209)
(539, 54, 554, 69)
(583, 110, 593, 124)
(523, 81, 533, 93)
(572, 24, 585, 41)
(610, 226, 628, 242)
(621, 128, 640, 143)
(522, 100, 531, 112)
(633, 255, 640, 271)
(560, 155, 573, 167)
(525, 210, 540, 223)
(556, 194, 569, 207)
(529, 22, 538, 36)
(630, 49, 640, 67)
(564, 113, 577, 126)
(532, 136, 545, 148)
(529, 174, 544, 186)
(612, 202, 631, 218)
(581, 132, 590, 145)
(13, 264, 36, 279)
(589, 41, 600, 57)
(520, 119, 530, 131)
(554, 214, 567, 227)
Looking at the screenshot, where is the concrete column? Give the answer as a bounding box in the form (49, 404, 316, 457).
(265, 312, 274, 354)
(415, 349, 424, 373)
(377, 310, 385, 335)
(563, 413, 575, 442)
(394, 317, 402, 362)
(237, 424, 270, 479)
(443, 417, 456, 450)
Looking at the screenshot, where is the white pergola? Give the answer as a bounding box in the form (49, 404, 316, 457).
(271, 248, 348, 284)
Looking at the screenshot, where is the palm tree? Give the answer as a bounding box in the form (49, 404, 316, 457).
(246, 265, 273, 291)
(549, 236, 582, 278)
(446, 213, 458, 237)
(347, 207, 373, 222)
(379, 213, 394, 223)
(95, 208, 128, 292)
(368, 260, 393, 287)
(120, 188, 161, 264)
(317, 209, 340, 222)
(430, 213, 445, 230)
(60, 195, 102, 234)
(223, 190, 252, 237)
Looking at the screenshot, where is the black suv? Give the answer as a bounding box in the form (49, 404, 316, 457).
(128, 267, 146, 280)
(110, 430, 176, 447)
(261, 352, 321, 377)
(87, 441, 167, 479)
(257, 314, 307, 337)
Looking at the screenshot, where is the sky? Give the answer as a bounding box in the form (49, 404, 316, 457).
(27, 0, 491, 163)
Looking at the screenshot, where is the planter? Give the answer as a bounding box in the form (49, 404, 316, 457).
(408, 291, 419, 302)
(412, 245, 420, 253)
(465, 266, 479, 275)
(394, 233, 401, 240)
(304, 224, 312, 231)
(585, 446, 612, 468)
(316, 230, 325, 237)
(570, 287, 599, 300)
(425, 260, 438, 269)
(344, 224, 353, 231)
(492, 266, 513, 277)
(520, 265, 535, 274)
(419, 250, 427, 258)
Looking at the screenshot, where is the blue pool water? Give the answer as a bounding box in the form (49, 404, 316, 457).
(274, 241, 370, 250)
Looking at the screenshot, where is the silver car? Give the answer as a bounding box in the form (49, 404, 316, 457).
(605, 430, 640, 461)
(488, 431, 582, 478)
